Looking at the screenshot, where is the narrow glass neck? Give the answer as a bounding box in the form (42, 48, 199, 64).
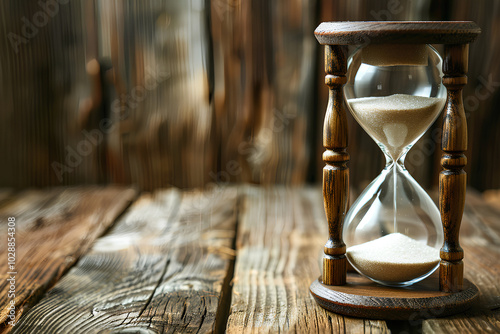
(384, 150, 407, 169)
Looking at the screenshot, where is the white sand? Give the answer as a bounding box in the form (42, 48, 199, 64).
(347, 94, 445, 160)
(346, 233, 440, 282)
(361, 44, 429, 66)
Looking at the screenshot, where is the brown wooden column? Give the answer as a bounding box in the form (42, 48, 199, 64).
(439, 44, 469, 292)
(322, 45, 349, 286)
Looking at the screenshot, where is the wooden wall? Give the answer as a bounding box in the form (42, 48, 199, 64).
(210, 0, 316, 185)
(94, 0, 214, 190)
(0, 0, 498, 191)
(0, 0, 94, 187)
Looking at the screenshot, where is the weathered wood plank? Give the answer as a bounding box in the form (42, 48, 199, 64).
(0, 186, 136, 330)
(6, 186, 498, 333)
(226, 186, 389, 333)
(12, 188, 238, 333)
(420, 192, 500, 333)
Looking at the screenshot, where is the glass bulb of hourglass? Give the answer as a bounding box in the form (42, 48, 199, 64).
(343, 44, 446, 286)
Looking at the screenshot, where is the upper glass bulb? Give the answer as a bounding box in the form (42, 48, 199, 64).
(343, 44, 446, 287)
(345, 44, 446, 161)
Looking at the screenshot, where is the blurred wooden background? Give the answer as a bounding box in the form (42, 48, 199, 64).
(0, 0, 498, 191)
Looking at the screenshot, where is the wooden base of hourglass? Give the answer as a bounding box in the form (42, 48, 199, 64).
(312, 22, 481, 319)
(310, 274, 478, 320)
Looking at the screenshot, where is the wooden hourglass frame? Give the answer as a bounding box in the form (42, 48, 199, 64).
(310, 22, 481, 320)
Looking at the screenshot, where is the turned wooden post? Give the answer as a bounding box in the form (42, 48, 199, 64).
(322, 45, 349, 286)
(439, 44, 469, 292)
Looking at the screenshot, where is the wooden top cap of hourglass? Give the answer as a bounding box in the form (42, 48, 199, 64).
(315, 21, 480, 45)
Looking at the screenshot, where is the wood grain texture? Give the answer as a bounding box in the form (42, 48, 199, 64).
(226, 186, 388, 333)
(322, 45, 349, 286)
(0, 186, 136, 330)
(1, 187, 498, 333)
(210, 0, 316, 186)
(0, 0, 100, 187)
(463, 3, 500, 192)
(315, 21, 481, 45)
(95, 0, 214, 190)
(439, 44, 470, 293)
(11, 188, 238, 333)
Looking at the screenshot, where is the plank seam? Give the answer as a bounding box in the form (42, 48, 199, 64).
(213, 187, 241, 333)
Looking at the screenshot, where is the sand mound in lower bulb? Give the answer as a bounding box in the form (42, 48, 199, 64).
(346, 233, 440, 283)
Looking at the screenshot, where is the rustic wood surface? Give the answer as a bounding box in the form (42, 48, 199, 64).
(226, 187, 388, 333)
(10, 188, 238, 334)
(0, 186, 498, 333)
(0, 186, 136, 330)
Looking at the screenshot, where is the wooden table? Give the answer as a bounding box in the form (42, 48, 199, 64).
(0, 186, 498, 333)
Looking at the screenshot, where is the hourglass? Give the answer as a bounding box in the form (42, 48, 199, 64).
(310, 22, 481, 319)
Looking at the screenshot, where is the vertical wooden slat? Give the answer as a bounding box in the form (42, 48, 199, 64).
(0, 1, 97, 188)
(210, 0, 317, 186)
